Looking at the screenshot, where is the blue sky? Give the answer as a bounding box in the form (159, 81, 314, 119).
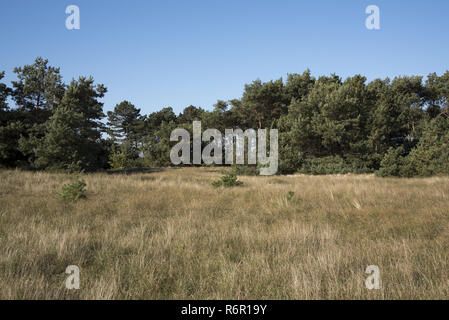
(1, 0, 448, 115)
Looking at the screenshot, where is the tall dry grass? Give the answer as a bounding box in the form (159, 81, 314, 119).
(0, 168, 448, 299)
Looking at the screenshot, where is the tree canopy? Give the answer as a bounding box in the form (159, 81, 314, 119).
(1, 57, 448, 176)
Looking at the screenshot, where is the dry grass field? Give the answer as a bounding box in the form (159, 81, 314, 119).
(0, 167, 449, 299)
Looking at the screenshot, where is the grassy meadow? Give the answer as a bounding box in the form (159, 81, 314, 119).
(0, 168, 449, 299)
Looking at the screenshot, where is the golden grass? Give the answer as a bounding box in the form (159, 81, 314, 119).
(0, 168, 449, 299)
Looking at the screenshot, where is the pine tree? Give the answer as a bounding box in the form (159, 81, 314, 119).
(31, 77, 108, 171)
(107, 100, 144, 157)
(12, 58, 66, 165)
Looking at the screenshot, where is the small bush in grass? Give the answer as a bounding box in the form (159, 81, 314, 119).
(212, 173, 243, 187)
(285, 190, 303, 206)
(60, 177, 87, 201)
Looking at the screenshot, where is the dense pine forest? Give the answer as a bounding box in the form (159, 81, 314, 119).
(1, 57, 448, 176)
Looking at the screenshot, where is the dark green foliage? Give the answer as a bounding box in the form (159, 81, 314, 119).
(0, 71, 9, 112)
(11, 57, 65, 113)
(1, 57, 448, 177)
(0, 71, 17, 167)
(0, 120, 26, 167)
(277, 71, 449, 177)
(109, 150, 132, 170)
(177, 105, 205, 124)
(29, 77, 108, 172)
(240, 78, 288, 129)
(107, 100, 144, 158)
(60, 177, 87, 201)
(405, 117, 449, 176)
(141, 120, 179, 167)
(1, 58, 109, 170)
(212, 173, 243, 187)
(376, 147, 408, 177)
(377, 116, 449, 177)
(144, 107, 177, 137)
(11, 58, 66, 165)
(108, 150, 143, 170)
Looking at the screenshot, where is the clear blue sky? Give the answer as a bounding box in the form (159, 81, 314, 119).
(1, 0, 448, 115)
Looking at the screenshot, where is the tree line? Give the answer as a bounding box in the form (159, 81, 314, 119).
(1, 57, 448, 176)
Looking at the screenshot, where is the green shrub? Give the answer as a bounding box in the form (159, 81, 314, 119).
(404, 118, 449, 177)
(212, 173, 243, 187)
(286, 190, 295, 201)
(375, 118, 449, 177)
(109, 151, 140, 170)
(60, 177, 87, 201)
